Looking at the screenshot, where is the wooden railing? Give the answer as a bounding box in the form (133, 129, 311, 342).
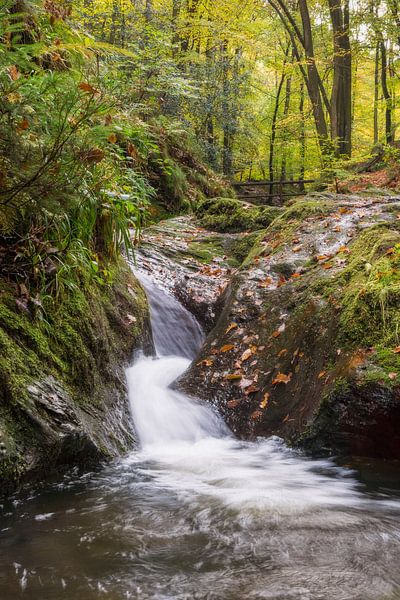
(232, 179, 315, 203)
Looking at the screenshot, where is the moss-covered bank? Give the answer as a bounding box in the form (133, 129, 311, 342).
(0, 260, 153, 494)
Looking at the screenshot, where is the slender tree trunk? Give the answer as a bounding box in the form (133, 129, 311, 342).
(380, 40, 394, 144)
(374, 42, 379, 145)
(280, 58, 293, 181)
(269, 63, 287, 195)
(328, 0, 352, 157)
(299, 81, 306, 192)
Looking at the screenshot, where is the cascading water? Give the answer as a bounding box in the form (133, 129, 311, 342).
(127, 271, 361, 513)
(1, 269, 400, 600)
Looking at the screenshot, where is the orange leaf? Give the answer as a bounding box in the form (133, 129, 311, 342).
(277, 348, 288, 358)
(108, 133, 118, 144)
(318, 371, 326, 379)
(220, 344, 235, 353)
(271, 330, 281, 338)
(272, 372, 292, 385)
(197, 358, 214, 367)
(386, 247, 395, 255)
(338, 246, 350, 254)
(322, 263, 333, 270)
(393, 346, 400, 354)
(225, 322, 238, 334)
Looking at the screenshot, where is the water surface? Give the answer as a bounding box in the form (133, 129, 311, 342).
(1, 273, 400, 600)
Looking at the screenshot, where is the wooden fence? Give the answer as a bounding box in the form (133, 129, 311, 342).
(232, 179, 315, 203)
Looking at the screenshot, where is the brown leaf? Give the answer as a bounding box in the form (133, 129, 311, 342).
(245, 385, 260, 395)
(272, 372, 292, 385)
(277, 348, 288, 358)
(8, 65, 20, 81)
(318, 371, 326, 379)
(17, 118, 29, 132)
(79, 82, 98, 94)
(108, 133, 118, 144)
(251, 410, 263, 421)
(227, 400, 240, 409)
(271, 330, 281, 339)
(225, 373, 242, 381)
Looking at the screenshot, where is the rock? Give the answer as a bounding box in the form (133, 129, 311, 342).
(175, 195, 400, 459)
(0, 259, 154, 495)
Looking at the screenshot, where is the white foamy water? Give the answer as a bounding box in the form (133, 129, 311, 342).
(127, 272, 362, 517)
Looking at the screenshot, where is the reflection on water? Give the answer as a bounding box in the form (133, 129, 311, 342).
(1, 273, 400, 599)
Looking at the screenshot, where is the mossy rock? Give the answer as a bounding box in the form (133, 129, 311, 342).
(0, 260, 153, 495)
(196, 197, 281, 233)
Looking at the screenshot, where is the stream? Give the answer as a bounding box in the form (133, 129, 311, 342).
(1, 270, 400, 599)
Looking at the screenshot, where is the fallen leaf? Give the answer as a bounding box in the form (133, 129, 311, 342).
(393, 347, 400, 354)
(227, 400, 240, 409)
(198, 358, 214, 367)
(9, 65, 21, 81)
(79, 82, 98, 94)
(293, 245, 302, 253)
(318, 371, 326, 379)
(220, 344, 235, 353)
(272, 372, 292, 385)
(241, 348, 253, 361)
(272, 330, 281, 338)
(386, 247, 395, 255)
(225, 322, 238, 334)
(225, 373, 242, 381)
(260, 392, 270, 409)
(322, 263, 333, 270)
(251, 410, 263, 421)
(389, 372, 398, 380)
(108, 133, 118, 144)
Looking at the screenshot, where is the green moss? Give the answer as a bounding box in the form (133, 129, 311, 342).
(196, 197, 281, 233)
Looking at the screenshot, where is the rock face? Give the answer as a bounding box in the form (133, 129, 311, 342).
(0, 260, 153, 494)
(166, 194, 400, 459)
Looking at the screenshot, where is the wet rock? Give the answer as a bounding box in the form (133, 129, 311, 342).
(0, 260, 153, 495)
(174, 194, 400, 459)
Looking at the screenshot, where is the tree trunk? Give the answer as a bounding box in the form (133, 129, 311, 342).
(374, 42, 379, 145)
(380, 40, 394, 144)
(299, 81, 306, 192)
(328, 0, 352, 157)
(298, 0, 330, 152)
